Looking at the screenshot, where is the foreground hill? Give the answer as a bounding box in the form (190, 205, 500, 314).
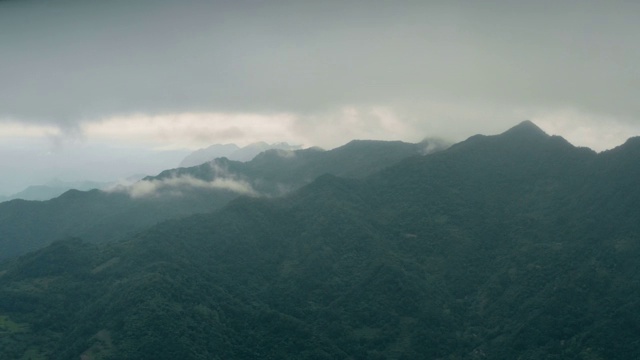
(0, 139, 438, 260)
(1, 121, 638, 359)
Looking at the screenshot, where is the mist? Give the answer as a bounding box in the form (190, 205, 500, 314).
(1, 1, 639, 194)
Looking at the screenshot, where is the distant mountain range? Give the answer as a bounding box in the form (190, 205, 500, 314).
(1, 121, 638, 359)
(0, 180, 111, 203)
(179, 142, 302, 167)
(0, 138, 446, 261)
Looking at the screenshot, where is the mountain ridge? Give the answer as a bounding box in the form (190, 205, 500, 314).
(1, 121, 639, 358)
(0, 138, 442, 260)
(179, 142, 302, 167)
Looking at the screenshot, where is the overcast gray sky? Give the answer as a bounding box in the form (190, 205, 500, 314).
(1, 0, 639, 194)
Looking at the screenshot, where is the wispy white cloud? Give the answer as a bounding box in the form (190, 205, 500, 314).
(0, 121, 61, 139)
(292, 105, 421, 149)
(110, 160, 258, 198)
(55, 106, 428, 151)
(82, 112, 298, 150)
(111, 174, 258, 199)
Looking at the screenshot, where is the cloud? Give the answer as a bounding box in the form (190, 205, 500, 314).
(111, 174, 258, 199)
(420, 138, 451, 155)
(0, 120, 85, 153)
(0, 122, 60, 139)
(108, 160, 259, 198)
(5, 102, 634, 155)
(1, 0, 638, 134)
(0, 0, 639, 197)
(82, 112, 298, 149)
(291, 106, 420, 148)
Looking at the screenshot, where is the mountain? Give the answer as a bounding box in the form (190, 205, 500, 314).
(179, 142, 302, 167)
(228, 142, 301, 162)
(0, 188, 239, 261)
(1, 121, 638, 359)
(178, 143, 240, 167)
(0, 180, 110, 202)
(0, 139, 440, 261)
(158, 138, 444, 196)
(7, 185, 79, 201)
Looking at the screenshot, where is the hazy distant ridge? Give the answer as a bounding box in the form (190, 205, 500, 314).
(0, 180, 111, 202)
(179, 142, 302, 167)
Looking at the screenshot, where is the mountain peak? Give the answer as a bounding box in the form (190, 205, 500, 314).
(601, 136, 640, 158)
(621, 136, 640, 149)
(501, 120, 548, 138)
(447, 120, 570, 156)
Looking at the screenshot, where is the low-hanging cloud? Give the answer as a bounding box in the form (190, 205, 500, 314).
(110, 174, 258, 199)
(82, 112, 298, 149)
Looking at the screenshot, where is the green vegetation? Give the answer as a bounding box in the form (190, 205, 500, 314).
(0, 122, 638, 358)
(0, 139, 435, 261)
(0, 315, 27, 333)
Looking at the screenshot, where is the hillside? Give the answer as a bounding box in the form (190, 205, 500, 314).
(1, 121, 638, 359)
(0, 139, 437, 260)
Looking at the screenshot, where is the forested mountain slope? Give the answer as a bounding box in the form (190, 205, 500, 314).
(0, 122, 638, 359)
(0, 139, 436, 261)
